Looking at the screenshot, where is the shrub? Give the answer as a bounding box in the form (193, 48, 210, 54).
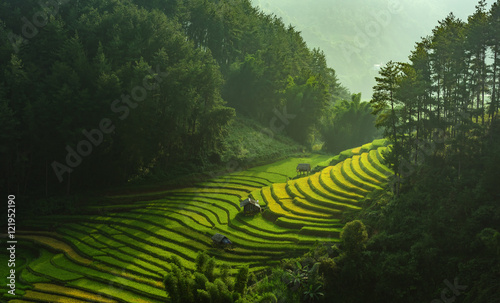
(194, 272, 209, 292)
(206, 257, 216, 281)
(340, 220, 368, 258)
(163, 270, 180, 303)
(196, 251, 209, 273)
(220, 263, 233, 290)
(259, 292, 278, 303)
(234, 266, 249, 294)
(196, 289, 211, 303)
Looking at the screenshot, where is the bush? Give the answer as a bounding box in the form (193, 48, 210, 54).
(196, 289, 211, 303)
(259, 292, 278, 303)
(340, 220, 368, 258)
(234, 266, 249, 294)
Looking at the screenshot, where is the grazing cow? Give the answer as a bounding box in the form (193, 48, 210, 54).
(296, 163, 311, 175)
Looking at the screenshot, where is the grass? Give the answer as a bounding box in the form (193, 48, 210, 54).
(18, 235, 92, 266)
(32, 283, 118, 303)
(299, 226, 342, 237)
(318, 168, 364, 200)
(264, 186, 332, 219)
(28, 250, 83, 282)
(350, 155, 382, 184)
(271, 183, 293, 200)
(93, 255, 160, 279)
(220, 116, 303, 165)
(368, 148, 393, 176)
(9, 139, 394, 302)
(340, 158, 383, 191)
(293, 179, 361, 211)
(359, 152, 390, 181)
(51, 253, 167, 300)
(20, 268, 51, 284)
(68, 278, 163, 303)
(20, 289, 91, 303)
(330, 164, 372, 195)
(351, 146, 362, 154)
(292, 197, 345, 216)
(58, 230, 108, 257)
(237, 154, 332, 183)
(275, 217, 341, 229)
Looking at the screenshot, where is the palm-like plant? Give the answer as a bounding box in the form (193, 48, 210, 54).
(285, 261, 309, 290)
(322, 93, 379, 152)
(303, 284, 324, 302)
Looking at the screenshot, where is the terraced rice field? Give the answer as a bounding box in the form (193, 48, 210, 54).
(1, 141, 392, 302)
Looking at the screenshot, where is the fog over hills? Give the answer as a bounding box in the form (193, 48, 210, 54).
(253, 0, 495, 100)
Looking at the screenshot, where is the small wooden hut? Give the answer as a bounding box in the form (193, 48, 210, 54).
(240, 198, 262, 214)
(212, 233, 232, 247)
(296, 163, 311, 175)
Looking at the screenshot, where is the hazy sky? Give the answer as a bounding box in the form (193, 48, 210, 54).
(254, 0, 496, 99)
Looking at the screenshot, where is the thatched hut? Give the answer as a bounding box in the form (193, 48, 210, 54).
(212, 233, 232, 246)
(240, 198, 262, 214)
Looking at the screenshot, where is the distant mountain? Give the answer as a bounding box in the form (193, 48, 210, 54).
(253, 0, 495, 99)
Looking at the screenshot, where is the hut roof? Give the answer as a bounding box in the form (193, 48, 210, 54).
(211, 233, 229, 243)
(240, 198, 261, 208)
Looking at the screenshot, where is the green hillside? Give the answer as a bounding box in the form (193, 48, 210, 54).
(220, 116, 303, 165)
(1, 139, 391, 302)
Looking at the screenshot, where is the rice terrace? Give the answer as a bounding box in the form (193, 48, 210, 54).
(1, 140, 392, 302)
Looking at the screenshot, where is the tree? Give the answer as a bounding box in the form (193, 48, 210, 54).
(195, 251, 210, 273)
(466, 1, 489, 125)
(340, 220, 368, 258)
(371, 61, 403, 195)
(408, 38, 433, 150)
(488, 0, 500, 122)
(0, 87, 19, 193)
(0, 0, 346, 198)
(282, 73, 329, 146)
(234, 266, 249, 294)
(321, 93, 379, 153)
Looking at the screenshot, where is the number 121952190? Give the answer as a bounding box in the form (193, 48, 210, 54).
(8, 195, 15, 239)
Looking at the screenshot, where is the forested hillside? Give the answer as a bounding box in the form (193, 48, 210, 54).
(255, 0, 497, 98)
(371, 0, 500, 193)
(317, 1, 500, 302)
(0, 0, 351, 197)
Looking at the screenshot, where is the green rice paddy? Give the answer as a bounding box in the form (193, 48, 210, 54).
(1, 140, 392, 302)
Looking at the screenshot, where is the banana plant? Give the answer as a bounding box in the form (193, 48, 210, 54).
(303, 284, 324, 302)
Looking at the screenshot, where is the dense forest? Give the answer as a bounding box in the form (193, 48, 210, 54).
(320, 1, 500, 301)
(371, 0, 499, 195)
(0, 0, 379, 198)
